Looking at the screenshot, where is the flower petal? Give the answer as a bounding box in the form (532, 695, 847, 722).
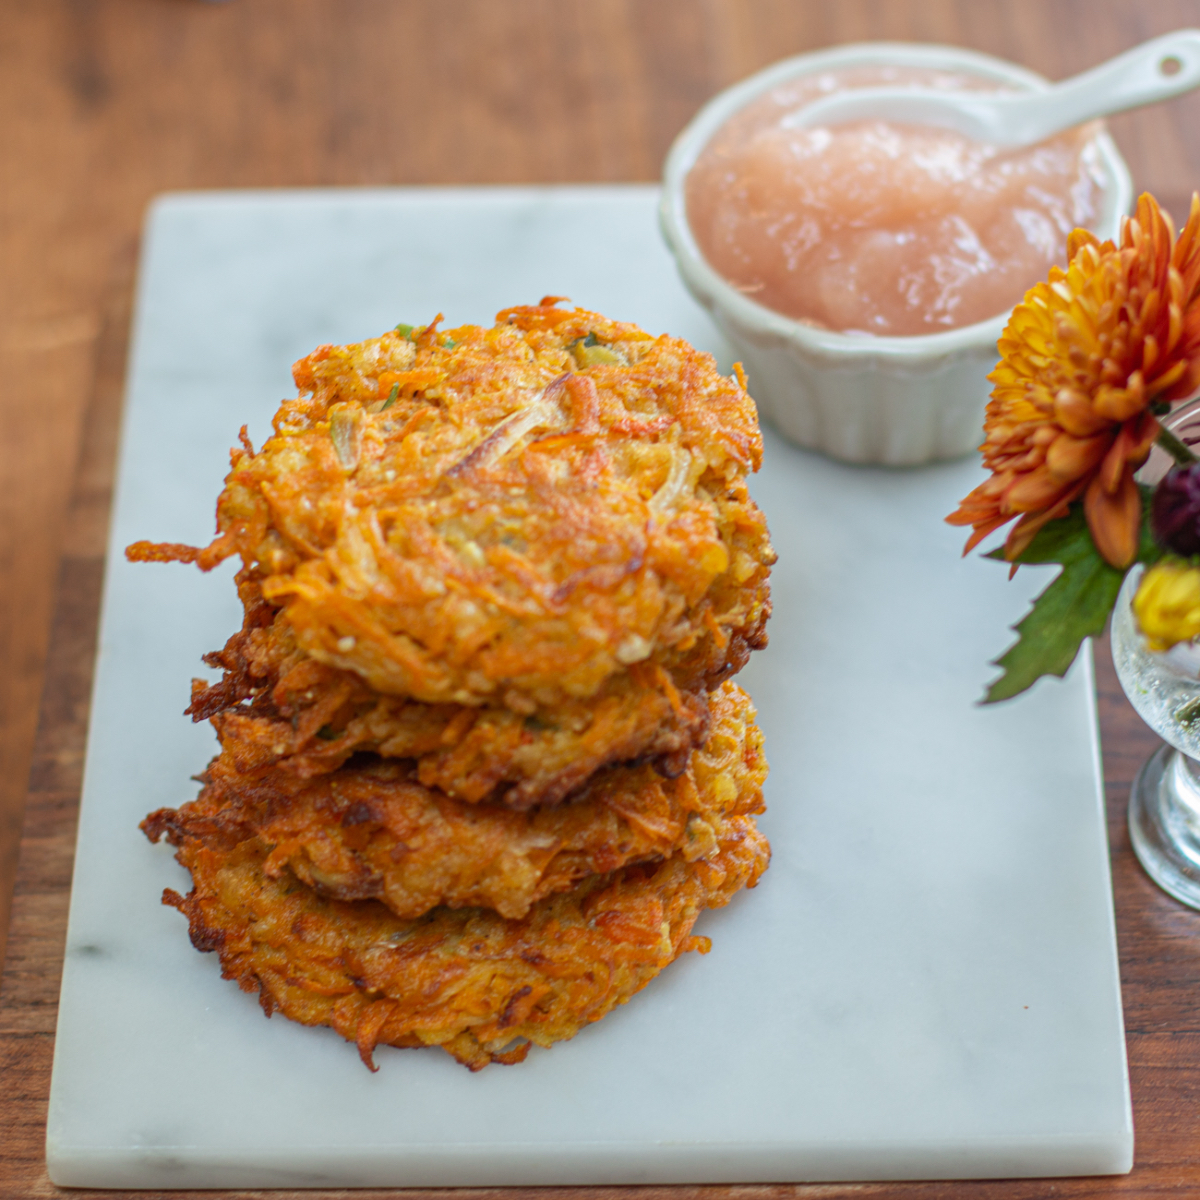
(1053, 388, 1110, 437)
(1046, 431, 1110, 482)
(1084, 471, 1140, 568)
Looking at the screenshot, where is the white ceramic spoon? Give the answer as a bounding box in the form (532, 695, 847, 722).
(781, 30, 1200, 145)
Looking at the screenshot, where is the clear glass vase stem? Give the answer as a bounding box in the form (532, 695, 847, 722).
(1129, 744, 1200, 910)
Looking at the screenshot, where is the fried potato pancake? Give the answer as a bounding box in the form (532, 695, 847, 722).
(145, 681, 765, 921)
(128, 301, 775, 707)
(192, 570, 755, 807)
(157, 812, 770, 1070)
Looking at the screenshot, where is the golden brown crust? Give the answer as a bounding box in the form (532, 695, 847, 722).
(194, 574, 713, 807)
(129, 303, 775, 707)
(158, 811, 770, 1071)
(145, 681, 766, 921)
(187, 570, 765, 808)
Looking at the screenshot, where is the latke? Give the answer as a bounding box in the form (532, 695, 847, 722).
(145, 681, 765, 920)
(191, 570, 726, 808)
(128, 301, 775, 708)
(157, 813, 770, 1070)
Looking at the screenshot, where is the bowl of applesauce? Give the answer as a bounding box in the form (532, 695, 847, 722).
(660, 42, 1133, 465)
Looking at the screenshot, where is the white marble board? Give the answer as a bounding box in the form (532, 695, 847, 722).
(46, 187, 1132, 1188)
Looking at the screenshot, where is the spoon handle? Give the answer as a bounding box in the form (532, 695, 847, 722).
(781, 29, 1200, 146)
(1004, 29, 1200, 144)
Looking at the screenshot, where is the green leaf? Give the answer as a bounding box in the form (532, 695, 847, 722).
(394, 323, 415, 338)
(981, 492, 1164, 703)
(381, 382, 400, 410)
(983, 537, 1123, 702)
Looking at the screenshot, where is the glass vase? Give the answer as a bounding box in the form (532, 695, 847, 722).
(1111, 569, 1200, 908)
(1110, 397, 1200, 908)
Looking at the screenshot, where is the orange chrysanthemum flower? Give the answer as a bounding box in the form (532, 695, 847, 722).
(947, 193, 1200, 568)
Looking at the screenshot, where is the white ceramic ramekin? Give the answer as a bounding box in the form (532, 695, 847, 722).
(660, 42, 1134, 466)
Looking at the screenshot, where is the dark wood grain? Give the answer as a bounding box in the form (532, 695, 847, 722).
(6, 0, 1200, 1196)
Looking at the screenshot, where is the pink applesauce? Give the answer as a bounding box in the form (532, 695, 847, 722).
(685, 66, 1108, 336)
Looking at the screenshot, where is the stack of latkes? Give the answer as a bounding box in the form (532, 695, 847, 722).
(133, 300, 776, 1071)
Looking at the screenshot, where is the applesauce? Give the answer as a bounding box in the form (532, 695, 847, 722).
(685, 66, 1108, 336)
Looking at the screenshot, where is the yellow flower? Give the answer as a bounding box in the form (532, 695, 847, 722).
(947, 193, 1200, 569)
(1133, 560, 1200, 651)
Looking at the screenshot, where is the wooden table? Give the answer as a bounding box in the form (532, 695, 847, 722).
(4, 1, 1200, 1195)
